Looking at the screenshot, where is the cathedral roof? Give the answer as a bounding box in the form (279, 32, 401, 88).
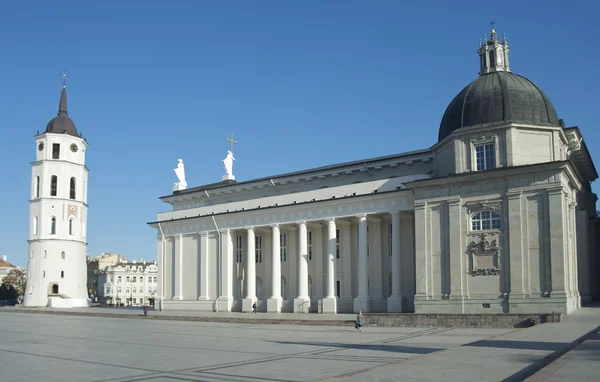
(438, 29, 560, 142)
(45, 86, 79, 137)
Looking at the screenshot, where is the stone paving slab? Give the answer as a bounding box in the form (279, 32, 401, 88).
(1, 307, 598, 381)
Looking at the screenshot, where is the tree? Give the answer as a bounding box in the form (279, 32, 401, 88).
(0, 283, 18, 302)
(3, 268, 26, 296)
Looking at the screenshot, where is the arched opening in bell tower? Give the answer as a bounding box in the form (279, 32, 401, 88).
(52, 284, 59, 294)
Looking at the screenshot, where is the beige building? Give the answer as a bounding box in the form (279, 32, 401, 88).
(150, 29, 599, 315)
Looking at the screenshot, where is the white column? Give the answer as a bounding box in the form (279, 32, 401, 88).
(173, 234, 183, 300)
(242, 227, 257, 312)
(354, 215, 371, 312)
(267, 224, 283, 313)
(322, 218, 337, 313)
(198, 233, 209, 300)
(388, 210, 404, 312)
(217, 229, 234, 312)
(294, 221, 310, 313)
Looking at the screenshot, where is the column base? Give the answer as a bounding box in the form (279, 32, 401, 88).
(387, 296, 405, 313)
(267, 297, 283, 313)
(353, 296, 371, 313)
(321, 297, 337, 314)
(294, 297, 310, 313)
(197, 296, 210, 301)
(215, 296, 233, 312)
(242, 297, 257, 313)
(172, 296, 183, 301)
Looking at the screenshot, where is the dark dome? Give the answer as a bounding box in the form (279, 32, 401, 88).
(438, 71, 559, 142)
(46, 114, 78, 136)
(45, 87, 79, 136)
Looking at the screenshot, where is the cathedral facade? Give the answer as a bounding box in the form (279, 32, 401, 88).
(150, 29, 599, 315)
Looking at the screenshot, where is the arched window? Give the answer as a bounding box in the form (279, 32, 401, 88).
(36, 176, 40, 198)
(61, 271, 64, 278)
(52, 284, 59, 294)
(70, 177, 76, 199)
(471, 211, 501, 231)
(50, 217, 56, 235)
(50, 175, 58, 196)
(69, 219, 74, 235)
(489, 50, 496, 68)
(61, 251, 65, 259)
(33, 216, 38, 235)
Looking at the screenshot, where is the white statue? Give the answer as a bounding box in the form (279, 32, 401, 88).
(222, 150, 235, 180)
(173, 159, 187, 191)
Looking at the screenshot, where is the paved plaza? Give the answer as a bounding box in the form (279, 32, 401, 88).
(0, 308, 598, 381)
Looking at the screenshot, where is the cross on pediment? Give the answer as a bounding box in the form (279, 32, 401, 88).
(225, 132, 238, 153)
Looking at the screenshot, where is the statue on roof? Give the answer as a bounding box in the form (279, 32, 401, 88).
(173, 159, 187, 191)
(222, 150, 235, 181)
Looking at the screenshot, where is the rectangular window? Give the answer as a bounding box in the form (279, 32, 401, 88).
(307, 231, 312, 260)
(36, 176, 40, 198)
(133, 288, 136, 293)
(280, 233, 287, 262)
(336, 229, 340, 259)
(236, 235, 243, 263)
(118, 276, 122, 283)
(126, 288, 130, 293)
(43, 271, 45, 278)
(336, 280, 341, 298)
(52, 143, 60, 159)
(118, 287, 122, 293)
(255, 235, 263, 263)
(389, 224, 393, 257)
(154, 277, 157, 282)
(475, 143, 495, 171)
(126, 276, 130, 282)
(140, 277, 143, 282)
(133, 277, 136, 282)
(367, 226, 370, 257)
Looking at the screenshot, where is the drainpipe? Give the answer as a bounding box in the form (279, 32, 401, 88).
(157, 222, 166, 311)
(212, 216, 222, 312)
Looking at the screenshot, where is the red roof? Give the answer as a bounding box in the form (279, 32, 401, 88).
(0, 259, 15, 268)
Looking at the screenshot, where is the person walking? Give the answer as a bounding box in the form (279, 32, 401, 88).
(355, 311, 364, 332)
(252, 302, 257, 313)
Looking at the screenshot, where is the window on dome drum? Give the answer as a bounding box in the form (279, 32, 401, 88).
(255, 235, 263, 263)
(69, 219, 74, 235)
(33, 216, 38, 235)
(52, 143, 60, 159)
(307, 231, 312, 260)
(50, 217, 56, 235)
(475, 143, 495, 171)
(280, 233, 287, 261)
(61, 251, 65, 259)
(489, 50, 496, 68)
(70, 177, 76, 199)
(36, 176, 40, 198)
(236, 235, 243, 263)
(61, 271, 64, 278)
(50, 175, 58, 196)
(336, 229, 340, 258)
(471, 211, 501, 231)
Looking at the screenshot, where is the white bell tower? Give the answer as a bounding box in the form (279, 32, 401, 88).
(23, 79, 90, 308)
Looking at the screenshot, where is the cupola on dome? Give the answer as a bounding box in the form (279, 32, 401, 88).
(438, 29, 559, 142)
(45, 86, 79, 136)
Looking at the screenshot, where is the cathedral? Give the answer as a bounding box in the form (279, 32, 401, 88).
(23, 80, 90, 308)
(150, 29, 599, 315)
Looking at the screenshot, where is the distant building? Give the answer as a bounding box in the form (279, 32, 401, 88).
(87, 253, 158, 306)
(0, 255, 16, 285)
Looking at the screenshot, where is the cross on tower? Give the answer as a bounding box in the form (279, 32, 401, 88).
(489, 20, 496, 29)
(225, 132, 238, 153)
(61, 70, 69, 88)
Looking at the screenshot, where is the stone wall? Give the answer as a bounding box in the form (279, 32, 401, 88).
(364, 312, 562, 328)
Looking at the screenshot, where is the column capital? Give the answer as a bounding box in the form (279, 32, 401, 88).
(355, 214, 367, 221)
(269, 223, 279, 229)
(296, 221, 306, 227)
(245, 226, 254, 232)
(219, 229, 230, 235)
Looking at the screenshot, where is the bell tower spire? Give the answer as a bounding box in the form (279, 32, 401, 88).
(478, 22, 511, 75)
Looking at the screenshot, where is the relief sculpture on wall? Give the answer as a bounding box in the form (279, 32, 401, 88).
(467, 233, 500, 276)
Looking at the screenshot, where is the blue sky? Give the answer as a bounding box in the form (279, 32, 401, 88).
(1, 1, 598, 267)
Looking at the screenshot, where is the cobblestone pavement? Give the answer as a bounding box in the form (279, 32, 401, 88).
(1, 308, 598, 381)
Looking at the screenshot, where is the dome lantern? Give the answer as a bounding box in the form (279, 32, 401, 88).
(478, 25, 510, 75)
